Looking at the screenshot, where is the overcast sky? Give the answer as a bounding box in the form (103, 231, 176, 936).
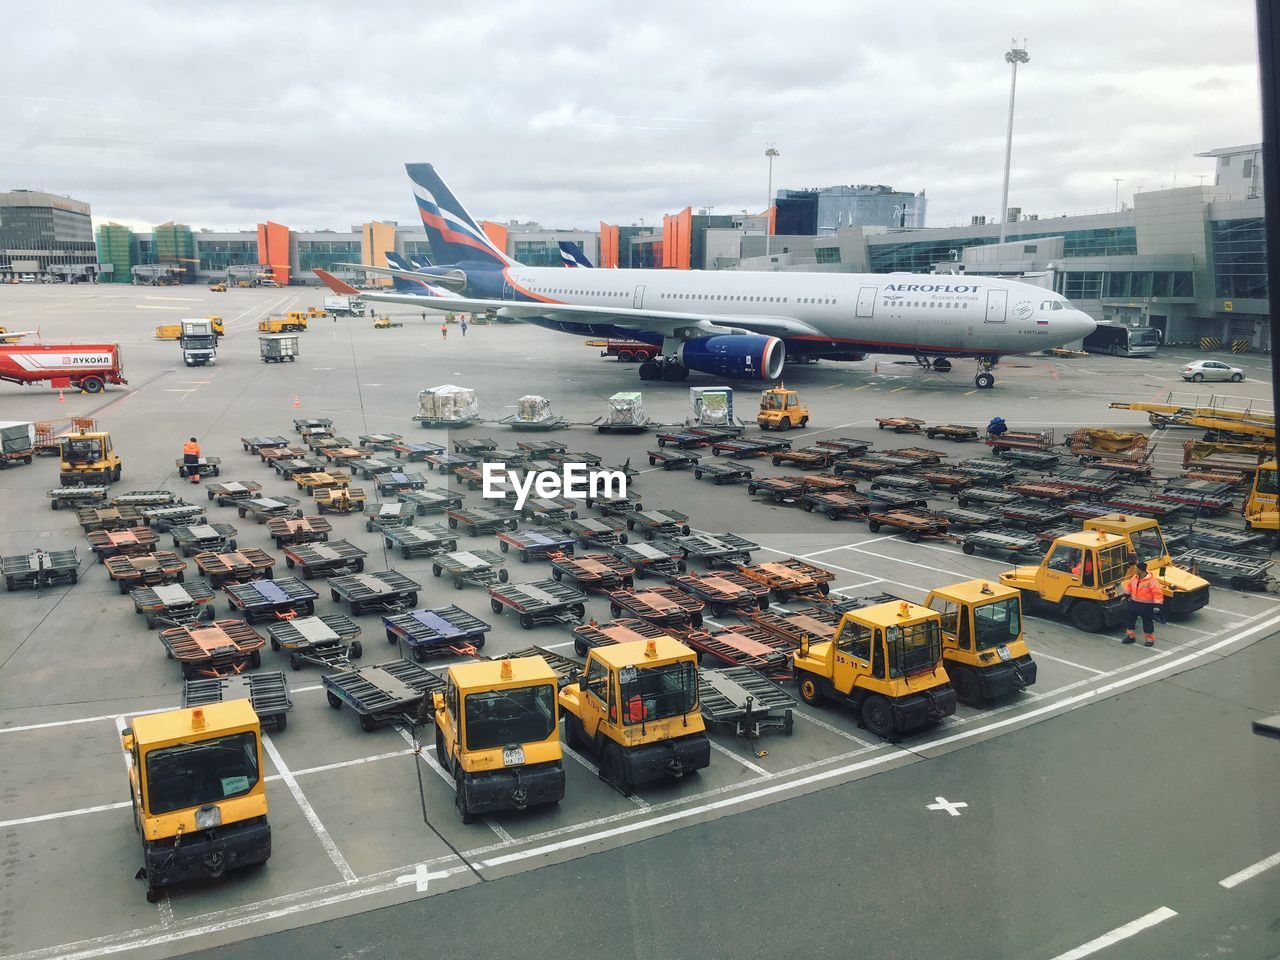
(0, 0, 1262, 235)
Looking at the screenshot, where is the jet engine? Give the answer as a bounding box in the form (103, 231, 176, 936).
(678, 335, 785, 381)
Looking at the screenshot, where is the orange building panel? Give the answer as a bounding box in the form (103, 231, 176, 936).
(481, 221, 509, 258)
(599, 221, 620, 268)
(256, 221, 291, 286)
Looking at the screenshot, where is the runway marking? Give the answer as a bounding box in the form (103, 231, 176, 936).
(1219, 849, 1280, 889)
(926, 796, 967, 816)
(1032, 652, 1107, 676)
(1048, 906, 1178, 960)
(261, 734, 357, 883)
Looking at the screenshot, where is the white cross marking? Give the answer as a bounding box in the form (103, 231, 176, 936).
(926, 796, 968, 817)
(396, 863, 451, 892)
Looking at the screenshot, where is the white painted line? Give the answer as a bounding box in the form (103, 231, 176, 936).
(1219, 849, 1280, 889)
(261, 734, 357, 883)
(391, 725, 512, 841)
(1032, 652, 1108, 676)
(561, 744, 648, 808)
(1047, 906, 1178, 960)
(791, 707, 876, 746)
(0, 800, 132, 829)
(706, 738, 769, 776)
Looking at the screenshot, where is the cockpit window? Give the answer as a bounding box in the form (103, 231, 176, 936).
(1052, 301, 1065, 310)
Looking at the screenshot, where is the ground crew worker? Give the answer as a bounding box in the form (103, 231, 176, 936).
(181, 437, 201, 484)
(440, 323, 448, 340)
(1071, 554, 1095, 587)
(1122, 560, 1162, 646)
(625, 694, 648, 724)
(460, 318, 468, 336)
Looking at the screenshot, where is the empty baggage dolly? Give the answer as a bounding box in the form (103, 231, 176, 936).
(140, 502, 205, 531)
(447, 505, 517, 536)
(571, 617, 672, 656)
(813, 437, 873, 455)
(864, 488, 930, 511)
(749, 605, 841, 647)
(282, 540, 367, 578)
(1000, 503, 1069, 529)
(237, 495, 302, 524)
(131, 581, 216, 629)
(264, 612, 365, 669)
(423, 451, 480, 476)
(112, 490, 178, 508)
(259, 445, 309, 466)
(611, 539, 686, 579)
(488, 579, 588, 629)
(957, 487, 1024, 509)
(383, 523, 458, 558)
(674, 531, 758, 567)
(561, 515, 629, 548)
(375, 471, 429, 496)
(938, 505, 1002, 529)
(876, 416, 925, 433)
(207, 480, 262, 506)
(241, 434, 292, 454)
(294, 470, 351, 496)
(104, 550, 186, 593)
(925, 423, 980, 442)
(647, 448, 701, 471)
(77, 504, 142, 532)
(172, 455, 220, 478)
(170, 522, 237, 556)
(400, 488, 463, 515)
(548, 551, 635, 591)
(866, 509, 952, 542)
(365, 502, 414, 534)
(431, 549, 510, 589)
(497, 527, 577, 562)
(224, 577, 317, 623)
(833, 457, 897, 479)
(1177, 548, 1274, 591)
(352, 456, 396, 480)
(699, 667, 795, 742)
(961, 529, 1041, 558)
(3, 548, 79, 591)
(329, 570, 421, 615)
(293, 417, 333, 435)
(323, 659, 446, 732)
(87, 526, 159, 562)
(626, 509, 691, 539)
(273, 456, 327, 479)
(769, 446, 839, 469)
(383, 604, 492, 659)
(585, 491, 644, 516)
(160, 619, 265, 679)
(389, 440, 445, 462)
(514, 495, 580, 526)
(711, 437, 792, 458)
(1185, 521, 1270, 551)
(48, 484, 108, 511)
(359, 432, 403, 452)
(609, 585, 704, 630)
(183, 671, 292, 731)
(194, 548, 276, 588)
(802, 490, 873, 520)
(692, 461, 755, 485)
(685, 623, 792, 677)
(267, 514, 332, 547)
(737, 558, 835, 602)
(671, 570, 770, 615)
(319, 445, 365, 466)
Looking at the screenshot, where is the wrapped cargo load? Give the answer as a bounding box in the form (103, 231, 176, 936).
(0, 420, 35, 466)
(515, 395, 553, 423)
(416, 384, 479, 425)
(597, 392, 649, 434)
(689, 386, 734, 426)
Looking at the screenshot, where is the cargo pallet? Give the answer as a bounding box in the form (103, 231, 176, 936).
(866, 509, 952, 543)
(561, 516, 629, 548)
(319, 446, 365, 466)
(570, 617, 671, 656)
(876, 416, 925, 433)
(516, 439, 568, 458)
(488, 579, 588, 629)
(674, 531, 758, 568)
(241, 435, 292, 454)
(131, 581, 216, 629)
(328, 570, 422, 616)
(1185, 521, 1270, 552)
(961, 529, 1041, 558)
(104, 550, 186, 593)
(452, 437, 499, 454)
(323, 659, 445, 732)
(183, 671, 292, 731)
(997, 448, 1061, 470)
(293, 418, 334, 435)
(87, 526, 159, 561)
(264, 613, 363, 670)
(383, 605, 492, 660)
(47, 485, 108, 511)
(608, 585, 704, 629)
(382, 524, 459, 559)
(282, 540, 368, 579)
(769, 447, 838, 469)
(920, 470, 974, 493)
(259, 445, 309, 466)
(224, 577, 317, 624)
(194, 548, 276, 588)
(399, 489, 463, 515)
(1001, 503, 1069, 529)
(375, 471, 429, 496)
(610, 539, 687, 579)
(170, 522, 238, 556)
(1157, 482, 1236, 515)
(625, 509, 692, 539)
(710, 437, 792, 458)
(429, 549, 510, 589)
(925, 424, 979, 442)
(273, 457, 327, 479)
(1100, 496, 1188, 520)
(801, 490, 873, 520)
(77, 504, 143, 532)
(295, 471, 351, 496)
(3, 549, 79, 592)
(496, 528, 578, 562)
(747, 476, 811, 504)
(236, 495, 302, 523)
(884, 447, 943, 465)
(736, 558, 835, 602)
(549, 551, 635, 591)
(692, 461, 755, 485)
(699, 667, 796, 741)
(267, 514, 332, 547)
(358, 432, 403, 452)
(160, 619, 265, 679)
(206, 480, 263, 506)
(986, 428, 1054, 452)
(446, 505, 517, 536)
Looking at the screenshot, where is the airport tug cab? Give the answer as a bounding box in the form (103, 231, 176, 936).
(59, 429, 121, 485)
(1000, 530, 1131, 633)
(433, 656, 565, 823)
(1083, 514, 1210, 615)
(757, 385, 809, 431)
(792, 598, 957, 740)
(924, 580, 1037, 705)
(559, 637, 710, 795)
(1244, 460, 1278, 531)
(121, 700, 271, 903)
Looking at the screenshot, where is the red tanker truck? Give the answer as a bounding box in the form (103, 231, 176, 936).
(0, 344, 127, 393)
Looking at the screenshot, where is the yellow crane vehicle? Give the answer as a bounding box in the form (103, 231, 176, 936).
(792, 597, 957, 739)
(923, 580, 1037, 705)
(206, 315, 226, 337)
(121, 700, 271, 903)
(1081, 514, 1210, 614)
(1244, 460, 1278, 531)
(60, 429, 122, 484)
(757, 385, 809, 431)
(258, 315, 307, 334)
(999, 529, 1132, 633)
(1109, 394, 1274, 440)
(559, 636, 710, 795)
(285, 311, 311, 329)
(433, 655, 565, 823)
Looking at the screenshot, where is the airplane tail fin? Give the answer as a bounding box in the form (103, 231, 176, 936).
(558, 241, 593, 268)
(405, 163, 514, 268)
(409, 253, 435, 269)
(383, 252, 424, 292)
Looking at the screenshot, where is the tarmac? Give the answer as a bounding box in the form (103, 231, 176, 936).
(0, 284, 1276, 960)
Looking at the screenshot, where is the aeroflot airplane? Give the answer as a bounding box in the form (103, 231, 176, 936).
(316, 163, 1096, 388)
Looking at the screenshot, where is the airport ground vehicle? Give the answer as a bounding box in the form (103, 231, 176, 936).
(0, 342, 127, 392)
(156, 317, 225, 340)
(209, 282, 227, 292)
(1081, 514, 1211, 614)
(0, 420, 35, 467)
(3, 548, 79, 591)
(434, 655, 566, 822)
(180, 319, 218, 367)
(559, 637, 710, 794)
(999, 530, 1132, 632)
(324, 295, 362, 316)
(60, 429, 122, 484)
(923, 581, 1037, 705)
(121, 700, 271, 902)
(1181, 359, 1244, 382)
(792, 597, 957, 739)
(1083, 322, 1160, 357)
(259, 334, 299, 363)
(258, 316, 305, 334)
(591, 339, 658, 363)
(1244, 460, 1278, 530)
(757, 386, 809, 431)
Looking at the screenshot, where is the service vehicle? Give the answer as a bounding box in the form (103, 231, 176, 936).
(1244, 460, 1278, 530)
(323, 294, 362, 316)
(0, 343, 127, 393)
(179, 319, 218, 367)
(1181, 359, 1244, 382)
(923, 580, 1037, 704)
(999, 529, 1132, 632)
(592, 339, 659, 363)
(757, 386, 809, 431)
(1083, 322, 1160, 357)
(434, 656, 566, 822)
(559, 637, 710, 794)
(121, 700, 271, 903)
(1081, 514, 1211, 614)
(209, 281, 227, 292)
(59, 429, 122, 485)
(0, 420, 35, 467)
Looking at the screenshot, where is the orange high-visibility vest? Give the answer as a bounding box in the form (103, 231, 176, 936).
(625, 695, 647, 723)
(1124, 573, 1162, 604)
(183, 440, 201, 457)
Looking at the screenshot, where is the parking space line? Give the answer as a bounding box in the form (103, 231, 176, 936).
(800, 534, 899, 558)
(262, 735, 357, 883)
(1032, 652, 1107, 675)
(1048, 906, 1178, 960)
(707, 738, 769, 776)
(0, 800, 132, 829)
(791, 707, 876, 746)
(561, 745, 648, 808)
(391, 726, 512, 842)
(1219, 849, 1280, 889)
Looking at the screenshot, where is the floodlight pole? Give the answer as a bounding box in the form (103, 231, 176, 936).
(999, 40, 1030, 244)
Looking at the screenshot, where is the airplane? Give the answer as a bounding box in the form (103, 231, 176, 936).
(316, 163, 1097, 388)
(559, 241, 593, 268)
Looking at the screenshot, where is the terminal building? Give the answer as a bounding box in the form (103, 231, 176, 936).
(1, 190, 104, 281)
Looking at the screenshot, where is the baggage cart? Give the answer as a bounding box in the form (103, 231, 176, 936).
(802, 489, 874, 520)
(446, 505, 517, 536)
(1001, 503, 1069, 528)
(817, 591, 905, 617)
(183, 671, 292, 731)
(685, 626, 792, 678)
(710, 437, 792, 458)
(870, 473, 932, 493)
(516, 495, 580, 526)
(206, 480, 263, 506)
(863, 488, 930, 511)
(375, 471, 428, 496)
(585, 491, 644, 516)
(736, 558, 835, 602)
(306, 434, 353, 455)
(748, 605, 841, 647)
(273, 456, 327, 478)
(258, 334, 300, 364)
(647, 448, 701, 471)
(389, 440, 445, 462)
(400, 488, 463, 515)
(546, 449, 604, 468)
(452, 437, 498, 454)
(294, 470, 350, 495)
(264, 613, 363, 670)
(671, 569, 770, 614)
(1006, 481, 1080, 505)
(170, 522, 237, 556)
(352, 456, 397, 480)
(160, 619, 265, 679)
(961, 529, 1041, 558)
(282, 539, 367, 579)
(112, 490, 177, 508)
(358, 433, 404, 452)
(194, 548, 277, 588)
(259, 445, 309, 465)
(319, 446, 365, 466)
(921, 470, 975, 493)
(999, 448, 1061, 469)
(267, 514, 332, 547)
(503, 399, 569, 431)
(747, 475, 809, 504)
(452, 464, 487, 491)
(104, 550, 186, 593)
(241, 435, 292, 454)
(423, 451, 480, 475)
(383, 605, 492, 660)
(769, 446, 839, 469)
(561, 515, 629, 548)
(548, 551, 635, 591)
(328, 570, 422, 615)
(956, 487, 1023, 509)
(925, 424, 980, 442)
(608, 585, 704, 629)
(692, 461, 754, 485)
(496, 527, 578, 562)
(571, 617, 671, 656)
(47, 484, 109, 511)
(864, 453, 927, 470)
(1100, 496, 1187, 520)
(1185, 521, 1269, 551)
(1062, 501, 1119, 522)
(674, 531, 758, 568)
(1176, 548, 1274, 591)
(876, 416, 925, 433)
(3, 548, 79, 592)
(488, 578, 588, 629)
(699, 667, 797, 742)
(1158, 480, 1235, 515)
(959, 456, 1022, 479)
(364, 502, 414, 534)
(224, 576, 317, 624)
(172, 456, 220, 478)
(986, 428, 1053, 451)
(515, 438, 568, 458)
(954, 464, 1019, 486)
(314, 486, 366, 514)
(1181, 468, 1247, 487)
(866, 509, 952, 543)
(625, 509, 691, 539)
(655, 427, 736, 449)
(611, 539, 686, 580)
(131, 580, 217, 629)
(293, 417, 334, 435)
(322, 659, 445, 732)
(937, 505, 1001, 528)
(383, 523, 458, 559)
(77, 504, 142, 532)
(87, 526, 159, 561)
(832, 457, 897, 479)
(1048, 474, 1125, 500)
(813, 437, 872, 455)
(884, 447, 943, 465)
(430, 548, 510, 589)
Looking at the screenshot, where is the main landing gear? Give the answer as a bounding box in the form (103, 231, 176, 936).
(914, 354, 955, 374)
(639, 357, 690, 381)
(973, 356, 998, 390)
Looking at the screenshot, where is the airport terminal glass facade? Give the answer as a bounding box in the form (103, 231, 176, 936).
(402, 240, 434, 260)
(1210, 218, 1267, 299)
(152, 223, 196, 281)
(512, 240, 560, 266)
(95, 223, 137, 283)
(197, 239, 258, 272)
(297, 240, 360, 273)
(1060, 270, 1194, 300)
(868, 226, 1138, 273)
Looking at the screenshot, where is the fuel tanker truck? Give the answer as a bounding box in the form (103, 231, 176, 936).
(0, 343, 127, 393)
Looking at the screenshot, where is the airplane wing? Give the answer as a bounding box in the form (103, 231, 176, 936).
(313, 270, 820, 338)
(334, 263, 467, 290)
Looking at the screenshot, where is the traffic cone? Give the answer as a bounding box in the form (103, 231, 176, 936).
(57, 389, 65, 403)
(873, 361, 879, 374)
(293, 395, 301, 409)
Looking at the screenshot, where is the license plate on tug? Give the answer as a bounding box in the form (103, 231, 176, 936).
(996, 645, 1011, 662)
(503, 745, 525, 766)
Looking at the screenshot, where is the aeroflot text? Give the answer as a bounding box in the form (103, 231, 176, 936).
(482, 464, 627, 511)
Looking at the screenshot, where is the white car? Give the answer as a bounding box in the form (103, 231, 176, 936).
(1181, 359, 1244, 383)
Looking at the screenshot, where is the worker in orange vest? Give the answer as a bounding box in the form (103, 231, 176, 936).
(181, 437, 201, 484)
(1122, 560, 1163, 646)
(625, 694, 648, 724)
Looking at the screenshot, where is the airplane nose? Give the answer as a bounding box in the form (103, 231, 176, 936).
(1068, 311, 1096, 340)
